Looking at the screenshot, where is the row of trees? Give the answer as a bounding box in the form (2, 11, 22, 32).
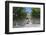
(13, 7, 40, 21)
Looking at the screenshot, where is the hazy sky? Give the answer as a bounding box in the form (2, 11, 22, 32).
(25, 7, 32, 14)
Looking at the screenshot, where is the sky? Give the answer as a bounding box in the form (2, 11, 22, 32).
(24, 7, 32, 14)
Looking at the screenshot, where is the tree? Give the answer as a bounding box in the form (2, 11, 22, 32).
(31, 8, 40, 18)
(13, 7, 27, 21)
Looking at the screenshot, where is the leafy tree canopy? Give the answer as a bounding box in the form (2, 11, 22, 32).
(31, 8, 40, 18)
(13, 7, 27, 20)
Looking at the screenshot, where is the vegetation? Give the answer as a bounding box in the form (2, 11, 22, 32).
(13, 7, 27, 21)
(13, 7, 40, 21)
(31, 8, 40, 18)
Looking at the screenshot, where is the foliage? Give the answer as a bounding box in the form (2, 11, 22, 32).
(13, 7, 27, 21)
(31, 8, 40, 18)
